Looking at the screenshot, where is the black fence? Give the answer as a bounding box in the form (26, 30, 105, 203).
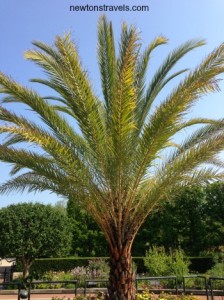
(84, 279, 108, 295)
(0, 267, 13, 283)
(136, 276, 178, 294)
(209, 277, 224, 300)
(0, 276, 223, 300)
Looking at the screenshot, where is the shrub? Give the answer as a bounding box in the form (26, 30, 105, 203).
(207, 262, 224, 277)
(144, 246, 190, 281)
(169, 249, 190, 280)
(206, 249, 223, 275)
(87, 258, 109, 278)
(206, 252, 224, 289)
(144, 246, 171, 276)
(70, 258, 109, 287)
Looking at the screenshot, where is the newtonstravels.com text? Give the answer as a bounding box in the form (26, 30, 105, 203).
(69, 4, 149, 12)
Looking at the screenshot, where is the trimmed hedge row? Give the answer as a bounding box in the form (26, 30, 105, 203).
(189, 256, 214, 273)
(16, 257, 108, 276)
(16, 256, 214, 276)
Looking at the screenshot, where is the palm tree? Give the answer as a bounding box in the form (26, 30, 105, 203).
(1, 16, 224, 299)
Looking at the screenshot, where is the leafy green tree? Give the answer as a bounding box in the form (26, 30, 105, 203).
(204, 182, 224, 250)
(160, 187, 207, 255)
(134, 187, 207, 256)
(1, 16, 224, 299)
(134, 184, 224, 256)
(164, 187, 206, 255)
(0, 203, 72, 278)
(67, 198, 108, 256)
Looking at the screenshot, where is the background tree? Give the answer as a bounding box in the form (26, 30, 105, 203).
(134, 183, 224, 257)
(67, 198, 108, 256)
(133, 186, 206, 256)
(0, 203, 72, 278)
(204, 182, 224, 251)
(1, 16, 224, 299)
(163, 187, 206, 255)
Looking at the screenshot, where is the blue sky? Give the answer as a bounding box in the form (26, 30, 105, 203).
(0, 0, 224, 207)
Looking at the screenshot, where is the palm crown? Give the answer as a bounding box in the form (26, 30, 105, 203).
(1, 16, 224, 299)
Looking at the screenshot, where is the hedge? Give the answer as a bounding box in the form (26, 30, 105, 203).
(189, 256, 214, 273)
(16, 256, 214, 276)
(16, 257, 108, 276)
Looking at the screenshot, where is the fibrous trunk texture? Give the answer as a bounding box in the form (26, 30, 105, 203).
(107, 247, 136, 300)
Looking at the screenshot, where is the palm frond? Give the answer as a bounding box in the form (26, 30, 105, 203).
(138, 39, 206, 129)
(25, 35, 107, 157)
(0, 172, 70, 196)
(135, 36, 168, 103)
(0, 145, 63, 179)
(135, 43, 224, 187)
(168, 119, 224, 162)
(0, 73, 86, 150)
(104, 23, 141, 198)
(97, 15, 117, 111)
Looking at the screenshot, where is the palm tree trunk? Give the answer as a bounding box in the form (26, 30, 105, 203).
(107, 246, 136, 300)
